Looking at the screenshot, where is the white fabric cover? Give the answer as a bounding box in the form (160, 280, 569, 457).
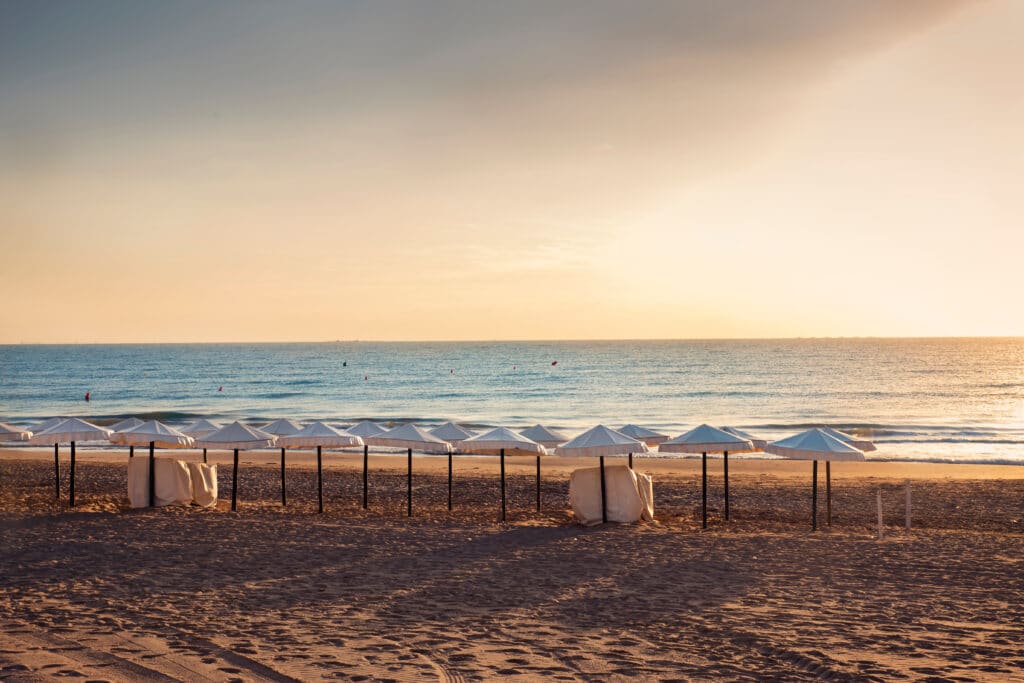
(821, 427, 877, 452)
(346, 421, 388, 438)
(127, 457, 193, 508)
(110, 420, 194, 448)
(0, 422, 31, 441)
(366, 423, 452, 453)
(278, 421, 363, 448)
(429, 422, 477, 443)
(519, 424, 568, 448)
(618, 424, 669, 445)
(260, 419, 304, 437)
(110, 417, 144, 433)
(659, 424, 753, 454)
(457, 427, 545, 456)
(29, 418, 112, 445)
(188, 462, 218, 507)
(765, 428, 866, 461)
(194, 421, 276, 450)
(30, 417, 68, 434)
(568, 465, 653, 525)
(182, 419, 223, 438)
(555, 425, 648, 458)
(720, 426, 768, 451)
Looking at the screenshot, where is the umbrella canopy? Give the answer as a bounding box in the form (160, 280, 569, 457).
(0, 422, 31, 441)
(458, 427, 545, 456)
(181, 418, 223, 439)
(765, 428, 866, 461)
(519, 424, 569, 448)
(30, 417, 68, 434)
(720, 426, 768, 451)
(261, 419, 305, 438)
(29, 418, 112, 445)
(618, 424, 669, 446)
(659, 424, 753, 454)
(346, 421, 388, 438)
(554, 425, 648, 458)
(110, 417, 145, 432)
(194, 421, 277, 450)
(278, 421, 364, 448)
(821, 427, 877, 452)
(366, 423, 452, 453)
(429, 422, 477, 443)
(109, 420, 194, 448)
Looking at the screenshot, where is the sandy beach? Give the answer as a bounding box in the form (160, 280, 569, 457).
(1, 448, 1022, 681)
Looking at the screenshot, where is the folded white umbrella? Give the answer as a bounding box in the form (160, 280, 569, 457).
(459, 427, 546, 521)
(720, 426, 768, 451)
(519, 424, 568, 449)
(195, 421, 277, 512)
(659, 424, 753, 528)
(277, 421, 364, 513)
(765, 428, 865, 530)
(346, 421, 388, 438)
(555, 425, 647, 524)
(29, 418, 113, 508)
(0, 422, 31, 442)
(429, 422, 477, 443)
(110, 417, 144, 433)
(366, 423, 451, 518)
(110, 421, 196, 508)
(821, 427, 877, 452)
(618, 424, 669, 446)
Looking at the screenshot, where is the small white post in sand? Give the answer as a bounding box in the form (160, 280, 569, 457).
(876, 489, 884, 540)
(905, 479, 911, 530)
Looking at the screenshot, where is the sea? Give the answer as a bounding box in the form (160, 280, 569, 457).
(1, 339, 1022, 464)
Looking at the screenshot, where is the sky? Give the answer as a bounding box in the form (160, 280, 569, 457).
(1, 0, 1022, 342)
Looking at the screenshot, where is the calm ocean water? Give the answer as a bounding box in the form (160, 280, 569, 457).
(1, 339, 1022, 464)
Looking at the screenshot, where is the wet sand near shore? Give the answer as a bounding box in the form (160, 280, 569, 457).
(1, 450, 1023, 681)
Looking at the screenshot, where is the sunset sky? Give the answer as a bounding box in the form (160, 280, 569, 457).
(1, 1, 1021, 342)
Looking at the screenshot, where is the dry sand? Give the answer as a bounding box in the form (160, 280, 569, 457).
(1, 447, 1023, 682)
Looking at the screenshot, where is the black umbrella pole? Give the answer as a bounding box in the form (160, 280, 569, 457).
(406, 448, 412, 517)
(812, 460, 818, 531)
(70, 441, 77, 508)
(317, 446, 323, 514)
(362, 445, 368, 509)
(535, 455, 541, 512)
(500, 449, 506, 522)
(53, 444, 60, 501)
(826, 461, 832, 526)
(148, 441, 155, 508)
(447, 451, 453, 511)
(203, 448, 207, 464)
(701, 452, 707, 529)
(628, 452, 633, 470)
(281, 448, 287, 507)
(724, 451, 730, 521)
(600, 456, 607, 524)
(129, 445, 134, 459)
(231, 448, 239, 512)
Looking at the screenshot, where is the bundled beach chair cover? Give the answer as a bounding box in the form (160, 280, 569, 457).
(127, 458, 193, 508)
(568, 465, 654, 525)
(188, 462, 218, 508)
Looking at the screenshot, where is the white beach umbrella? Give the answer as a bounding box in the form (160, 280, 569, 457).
(110, 421, 195, 508)
(366, 424, 452, 517)
(110, 417, 145, 459)
(30, 416, 68, 434)
(181, 418, 223, 463)
(519, 424, 568, 449)
(720, 426, 768, 451)
(618, 424, 669, 447)
(195, 422, 277, 512)
(30, 418, 113, 507)
(0, 422, 32, 442)
(346, 421, 388, 438)
(459, 427, 546, 521)
(821, 427, 877, 452)
(765, 428, 866, 530)
(429, 421, 477, 443)
(277, 421, 363, 513)
(555, 425, 648, 524)
(660, 424, 753, 528)
(261, 419, 305, 508)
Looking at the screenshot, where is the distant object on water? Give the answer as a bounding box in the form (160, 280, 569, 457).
(551, 361, 558, 366)
(84, 392, 90, 402)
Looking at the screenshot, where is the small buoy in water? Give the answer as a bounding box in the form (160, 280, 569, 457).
(551, 361, 558, 366)
(513, 365, 516, 370)
(218, 386, 223, 392)
(343, 361, 347, 367)
(450, 369, 454, 374)
(364, 375, 368, 380)
(84, 391, 90, 402)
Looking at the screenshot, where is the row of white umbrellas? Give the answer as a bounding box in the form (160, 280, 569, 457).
(2, 416, 875, 528)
